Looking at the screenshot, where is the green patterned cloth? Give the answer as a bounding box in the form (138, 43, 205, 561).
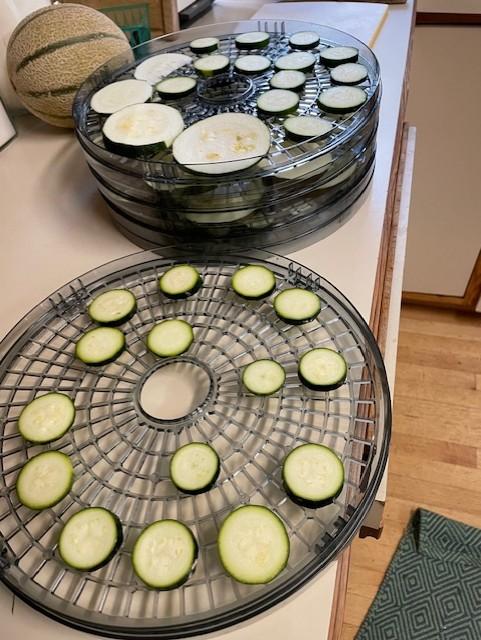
(356, 509, 481, 640)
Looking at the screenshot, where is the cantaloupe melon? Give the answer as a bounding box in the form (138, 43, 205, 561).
(7, 3, 133, 128)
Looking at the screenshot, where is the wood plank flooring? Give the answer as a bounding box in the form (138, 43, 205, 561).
(340, 304, 481, 639)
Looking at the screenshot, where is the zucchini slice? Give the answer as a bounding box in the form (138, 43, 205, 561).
(133, 520, 198, 589)
(90, 79, 152, 115)
(75, 327, 125, 365)
(173, 113, 270, 175)
(275, 51, 316, 73)
(275, 149, 333, 181)
(156, 76, 197, 99)
(318, 86, 367, 114)
(235, 31, 270, 50)
(59, 507, 122, 571)
(146, 319, 194, 357)
(159, 264, 202, 299)
(269, 69, 306, 91)
(103, 103, 184, 158)
(18, 393, 75, 444)
(330, 62, 368, 85)
(170, 443, 220, 494)
(274, 288, 321, 324)
(320, 46, 358, 68)
(234, 54, 271, 75)
(16, 451, 74, 509)
(218, 505, 289, 584)
(88, 289, 136, 326)
(257, 89, 299, 116)
(242, 359, 286, 396)
(134, 53, 193, 84)
(289, 31, 320, 51)
(231, 264, 276, 299)
(284, 115, 333, 141)
(190, 37, 219, 54)
(194, 54, 230, 77)
(298, 347, 347, 391)
(283, 444, 344, 507)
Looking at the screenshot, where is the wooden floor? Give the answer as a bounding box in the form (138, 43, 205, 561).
(340, 304, 481, 639)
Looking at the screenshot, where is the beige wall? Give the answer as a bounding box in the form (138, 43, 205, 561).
(403, 25, 481, 296)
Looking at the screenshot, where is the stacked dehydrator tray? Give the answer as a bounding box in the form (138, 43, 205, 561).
(73, 19, 381, 249)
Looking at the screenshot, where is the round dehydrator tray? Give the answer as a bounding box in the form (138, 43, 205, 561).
(73, 20, 381, 247)
(0, 248, 390, 638)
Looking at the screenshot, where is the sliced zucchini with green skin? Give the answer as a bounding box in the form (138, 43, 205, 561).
(242, 359, 286, 396)
(156, 76, 197, 99)
(283, 444, 344, 507)
(146, 319, 194, 357)
(75, 327, 125, 365)
(319, 162, 357, 189)
(269, 69, 306, 91)
(90, 79, 152, 115)
(284, 115, 333, 141)
(234, 54, 271, 75)
(103, 103, 184, 158)
(170, 443, 219, 494)
(274, 288, 321, 324)
(330, 62, 368, 85)
(257, 89, 299, 116)
(18, 393, 75, 444)
(289, 31, 320, 50)
(159, 264, 202, 299)
(275, 51, 316, 73)
(235, 31, 270, 50)
(298, 347, 347, 391)
(59, 507, 122, 571)
(88, 289, 136, 326)
(173, 113, 270, 175)
(134, 53, 193, 84)
(231, 264, 276, 299)
(275, 149, 333, 181)
(185, 210, 252, 224)
(190, 37, 219, 54)
(133, 520, 198, 589)
(194, 54, 230, 77)
(218, 505, 290, 584)
(318, 86, 367, 114)
(320, 46, 358, 68)
(16, 451, 74, 509)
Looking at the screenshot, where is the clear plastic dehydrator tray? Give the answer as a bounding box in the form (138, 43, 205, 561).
(0, 248, 391, 638)
(73, 20, 381, 248)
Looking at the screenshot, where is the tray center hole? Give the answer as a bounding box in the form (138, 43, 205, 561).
(139, 360, 211, 421)
(197, 73, 254, 104)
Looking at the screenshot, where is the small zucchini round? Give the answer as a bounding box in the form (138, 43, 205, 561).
(159, 264, 202, 299)
(146, 319, 194, 357)
(274, 288, 321, 324)
(284, 115, 333, 141)
(16, 451, 74, 510)
(18, 393, 75, 444)
(283, 443, 344, 507)
(318, 86, 367, 114)
(330, 62, 368, 85)
(298, 347, 347, 391)
(59, 507, 122, 571)
(289, 31, 320, 51)
(257, 89, 299, 116)
(75, 327, 125, 365)
(269, 69, 306, 91)
(133, 520, 198, 589)
(275, 51, 316, 73)
(231, 264, 276, 299)
(156, 76, 197, 99)
(320, 46, 358, 68)
(242, 359, 286, 396)
(170, 443, 220, 494)
(88, 289, 137, 326)
(234, 54, 271, 75)
(194, 54, 230, 77)
(235, 31, 270, 50)
(190, 37, 219, 54)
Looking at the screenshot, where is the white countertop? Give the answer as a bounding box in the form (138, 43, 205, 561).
(0, 1, 414, 638)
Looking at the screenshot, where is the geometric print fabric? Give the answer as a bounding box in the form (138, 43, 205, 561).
(355, 509, 481, 640)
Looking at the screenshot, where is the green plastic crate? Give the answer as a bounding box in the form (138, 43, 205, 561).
(100, 3, 151, 46)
